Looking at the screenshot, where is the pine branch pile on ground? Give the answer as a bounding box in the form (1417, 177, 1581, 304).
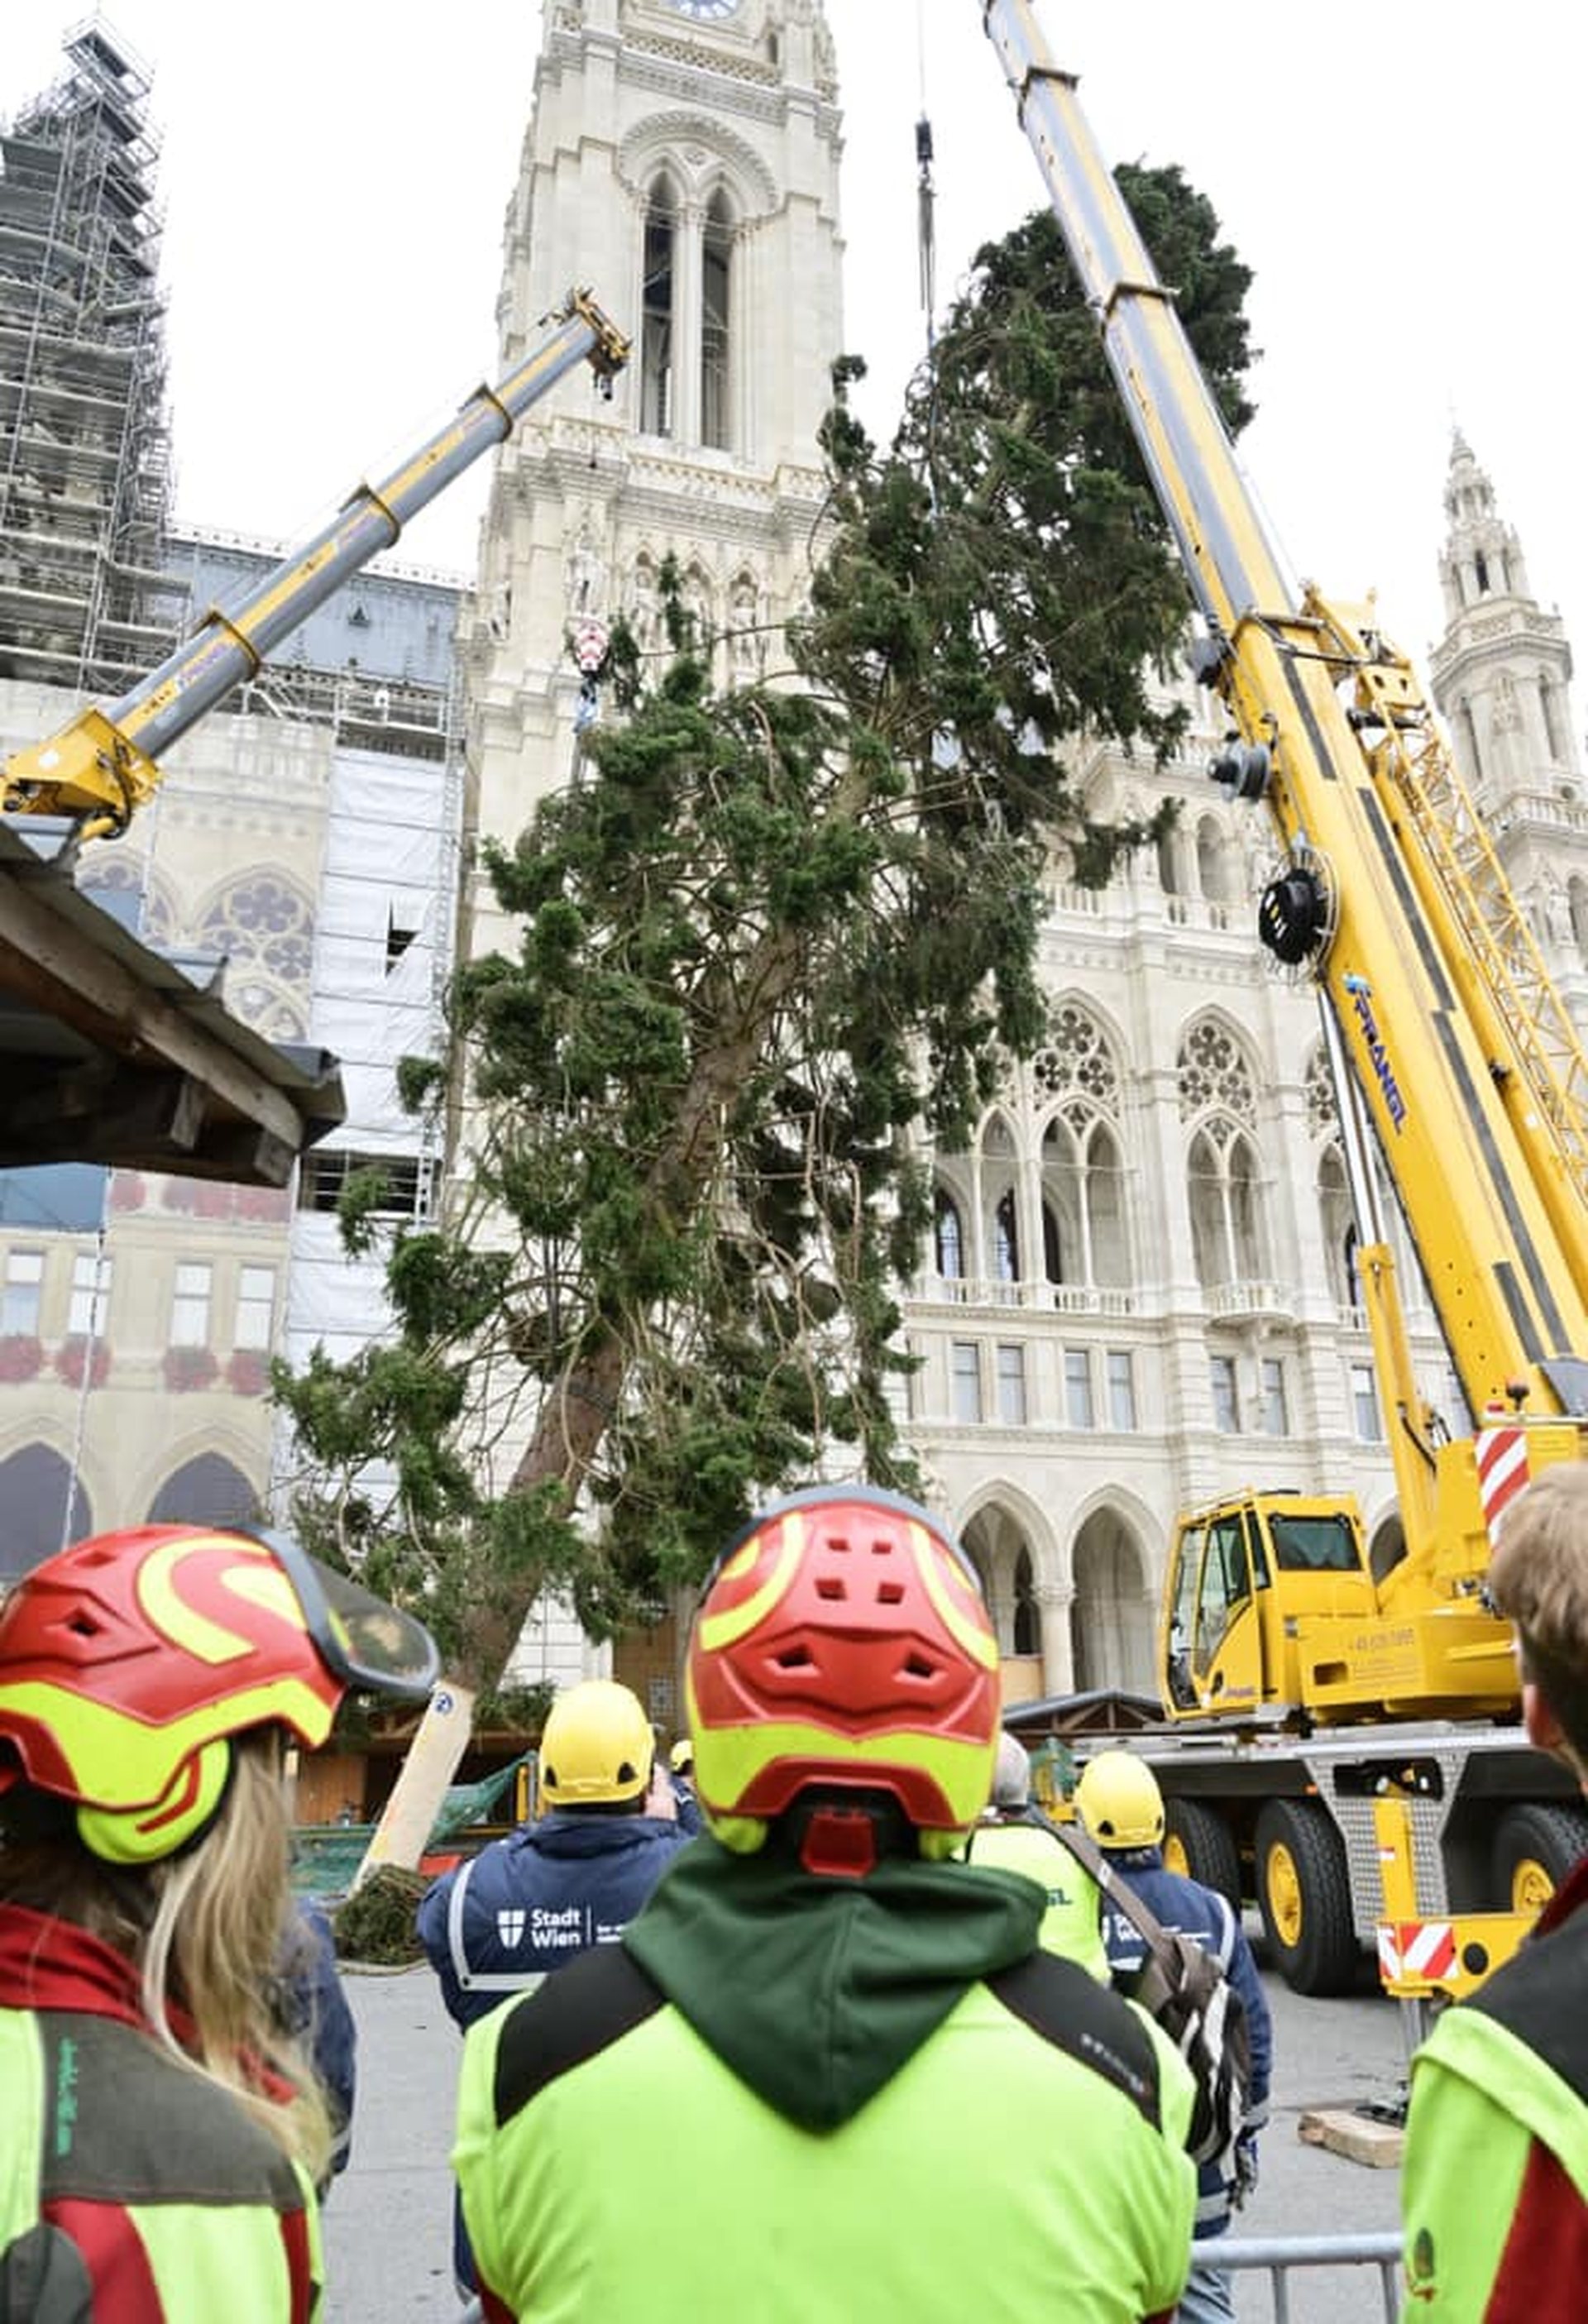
(332, 1866, 429, 1965)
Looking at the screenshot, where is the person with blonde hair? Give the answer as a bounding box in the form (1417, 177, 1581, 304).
(1402, 1464, 1588, 2312)
(0, 1521, 438, 2320)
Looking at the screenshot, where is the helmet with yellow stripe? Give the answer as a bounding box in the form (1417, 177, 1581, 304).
(686, 1486, 1000, 1870)
(0, 1523, 438, 1865)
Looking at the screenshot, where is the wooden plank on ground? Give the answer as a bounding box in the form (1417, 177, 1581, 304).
(1298, 2108, 1405, 2169)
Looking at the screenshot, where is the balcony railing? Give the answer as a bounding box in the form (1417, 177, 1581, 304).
(1207, 1279, 1289, 1320)
(914, 1274, 1137, 1317)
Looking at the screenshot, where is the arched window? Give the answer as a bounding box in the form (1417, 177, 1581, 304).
(1188, 1120, 1265, 1289)
(1571, 876, 1588, 958)
(0, 1445, 90, 1580)
(701, 189, 734, 450)
(933, 1188, 964, 1281)
(1196, 815, 1227, 903)
(147, 1452, 259, 1528)
(1033, 1010, 1130, 1294)
(1156, 825, 1179, 895)
(1318, 1144, 1357, 1310)
(641, 175, 677, 437)
(994, 1189, 1020, 1283)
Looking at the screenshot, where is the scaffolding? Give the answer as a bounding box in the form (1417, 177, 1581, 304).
(0, 18, 180, 695)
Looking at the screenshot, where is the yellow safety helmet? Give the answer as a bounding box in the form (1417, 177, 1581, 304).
(538, 1679, 653, 1808)
(1074, 1749, 1165, 1850)
(669, 1736, 694, 1775)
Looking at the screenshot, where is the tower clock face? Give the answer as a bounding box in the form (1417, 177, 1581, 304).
(665, 0, 740, 18)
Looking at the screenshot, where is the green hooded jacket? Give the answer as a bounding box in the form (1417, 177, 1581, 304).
(453, 1835, 1194, 2322)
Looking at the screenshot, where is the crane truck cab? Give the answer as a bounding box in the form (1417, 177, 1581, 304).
(1161, 1486, 1522, 1728)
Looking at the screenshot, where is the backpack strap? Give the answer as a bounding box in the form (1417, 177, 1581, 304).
(1031, 1805, 1184, 1985)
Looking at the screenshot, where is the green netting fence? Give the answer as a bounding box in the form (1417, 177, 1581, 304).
(292, 1750, 535, 1900)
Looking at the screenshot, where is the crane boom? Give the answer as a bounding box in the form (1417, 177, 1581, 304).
(978, 2, 1588, 1436)
(2, 289, 629, 839)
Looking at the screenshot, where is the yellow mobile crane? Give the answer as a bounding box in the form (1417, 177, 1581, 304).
(981, 2, 1588, 1993)
(2, 290, 629, 839)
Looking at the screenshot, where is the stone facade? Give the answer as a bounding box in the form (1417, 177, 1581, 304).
(7, 11, 1588, 1733)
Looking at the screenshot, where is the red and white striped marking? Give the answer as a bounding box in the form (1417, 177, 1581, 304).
(1377, 1920, 1456, 1986)
(1476, 1423, 1530, 1546)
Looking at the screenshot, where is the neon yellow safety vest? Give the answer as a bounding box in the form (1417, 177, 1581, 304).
(962, 1815, 1111, 1982)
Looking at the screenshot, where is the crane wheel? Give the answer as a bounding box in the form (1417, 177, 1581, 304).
(1254, 1799, 1357, 1995)
(1163, 1800, 1242, 1914)
(1491, 1803, 1588, 1915)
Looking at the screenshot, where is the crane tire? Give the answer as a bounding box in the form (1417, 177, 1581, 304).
(1163, 1799, 1242, 1914)
(1255, 1798, 1357, 1996)
(1491, 1802, 1588, 1916)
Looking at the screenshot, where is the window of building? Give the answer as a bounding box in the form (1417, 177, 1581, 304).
(235, 1266, 277, 1351)
(640, 176, 677, 437)
(1260, 1356, 1289, 1436)
(170, 1262, 213, 1348)
(996, 1343, 1027, 1427)
(298, 1150, 430, 1220)
(1064, 1347, 1094, 1430)
(701, 190, 733, 450)
(68, 1250, 110, 1338)
(2, 1250, 44, 1337)
(1107, 1348, 1136, 1432)
(993, 1189, 1020, 1284)
(1351, 1361, 1382, 1441)
(1210, 1353, 1240, 1433)
(933, 1189, 964, 1284)
(950, 1340, 982, 1424)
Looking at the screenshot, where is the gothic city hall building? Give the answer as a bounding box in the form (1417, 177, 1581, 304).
(3, 3, 1586, 1723)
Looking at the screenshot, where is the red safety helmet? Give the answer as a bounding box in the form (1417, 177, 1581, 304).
(0, 1523, 438, 1864)
(686, 1485, 1001, 1864)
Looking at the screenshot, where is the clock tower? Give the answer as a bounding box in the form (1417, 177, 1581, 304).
(462, 0, 844, 931)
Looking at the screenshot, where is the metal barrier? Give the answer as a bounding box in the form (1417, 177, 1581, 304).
(451, 2242, 1403, 2324)
(1217, 2231, 1403, 2322)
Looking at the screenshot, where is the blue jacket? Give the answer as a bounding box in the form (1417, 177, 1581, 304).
(417, 1810, 693, 2030)
(275, 1901, 357, 2183)
(419, 1809, 692, 2288)
(1096, 1845, 1273, 2236)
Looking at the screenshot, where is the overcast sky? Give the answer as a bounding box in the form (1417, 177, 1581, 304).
(2, 2, 1584, 701)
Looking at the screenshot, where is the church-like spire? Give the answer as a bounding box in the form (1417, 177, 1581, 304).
(1430, 430, 1579, 813)
(1439, 429, 1530, 624)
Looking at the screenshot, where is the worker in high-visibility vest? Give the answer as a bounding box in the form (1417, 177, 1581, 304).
(1403, 1466, 1588, 2314)
(962, 1730, 1111, 1980)
(0, 1521, 438, 2322)
(449, 1486, 1196, 2322)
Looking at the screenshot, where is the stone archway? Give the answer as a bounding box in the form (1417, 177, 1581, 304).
(1069, 1506, 1155, 1694)
(959, 1500, 1052, 1702)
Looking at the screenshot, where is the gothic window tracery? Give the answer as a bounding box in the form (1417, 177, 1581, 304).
(1034, 1008, 1128, 1291)
(1180, 1017, 1264, 1289)
(77, 857, 175, 943)
(197, 875, 314, 1040)
(1177, 1018, 1256, 1126)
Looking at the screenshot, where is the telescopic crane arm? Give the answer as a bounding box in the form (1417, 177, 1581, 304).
(978, 2, 1588, 1447)
(2, 289, 629, 841)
